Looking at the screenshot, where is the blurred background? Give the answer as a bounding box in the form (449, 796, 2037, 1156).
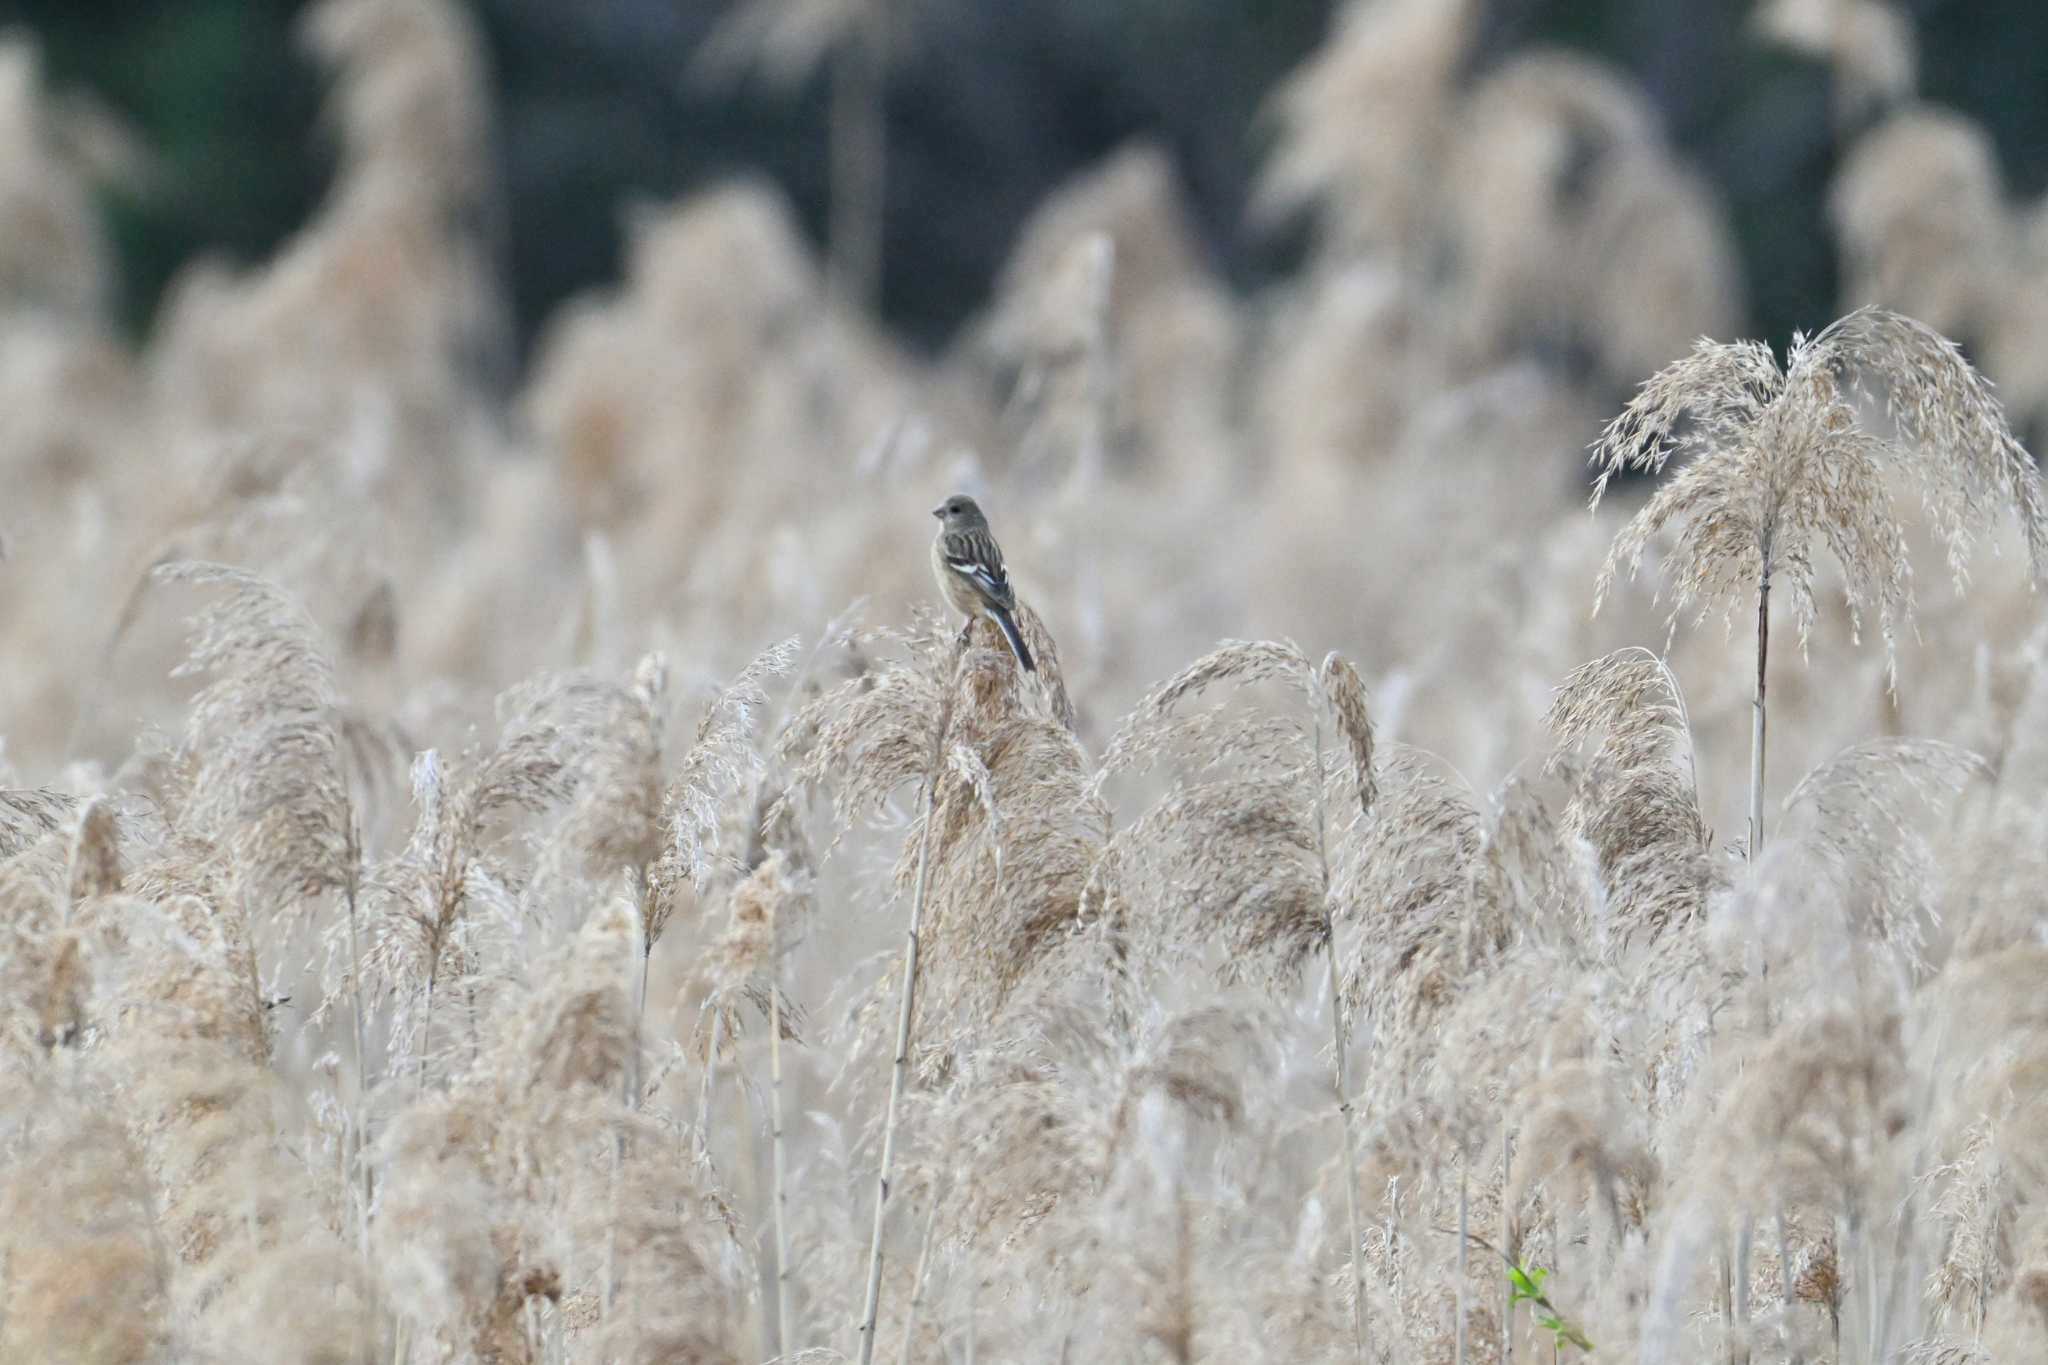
(4, 0, 2047, 804)
(14, 0, 2048, 360)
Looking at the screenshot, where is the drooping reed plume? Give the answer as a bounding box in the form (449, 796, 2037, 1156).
(370, 688, 581, 1087)
(0, 1101, 168, 1361)
(95, 887, 380, 1361)
(1546, 647, 1720, 948)
(1, 786, 77, 859)
(686, 783, 817, 1354)
(1592, 306, 2047, 858)
(649, 635, 801, 948)
(782, 606, 1087, 1362)
(152, 561, 361, 925)
(640, 637, 801, 1269)
(1911, 943, 2048, 1356)
(1771, 737, 1984, 973)
(149, 559, 385, 1242)
(1092, 639, 1379, 1358)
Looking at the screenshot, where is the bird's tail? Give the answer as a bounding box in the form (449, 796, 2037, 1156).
(990, 605, 1036, 672)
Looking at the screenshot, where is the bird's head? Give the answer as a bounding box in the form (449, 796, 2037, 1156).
(933, 494, 986, 527)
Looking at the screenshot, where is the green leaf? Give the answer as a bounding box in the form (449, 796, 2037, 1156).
(1507, 1262, 1592, 1353)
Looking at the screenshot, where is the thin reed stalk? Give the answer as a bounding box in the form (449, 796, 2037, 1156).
(1313, 713, 1368, 1363)
(698, 1006, 723, 1162)
(1310, 654, 1376, 1358)
(1717, 1249, 1733, 1365)
(1455, 1164, 1470, 1365)
(608, 899, 649, 1322)
(1385, 1179, 1401, 1315)
(962, 1263, 977, 1365)
(418, 976, 436, 1093)
(897, 1191, 943, 1365)
(633, 864, 652, 1112)
(1322, 938, 1366, 1362)
(343, 825, 373, 1254)
(1501, 1125, 1513, 1365)
(1843, 1211, 1859, 1358)
(769, 903, 793, 1358)
(759, 639, 837, 1360)
(1735, 1217, 1753, 1364)
(1749, 573, 1770, 860)
(1779, 1210, 1798, 1365)
(604, 1125, 622, 1317)
(855, 638, 967, 1364)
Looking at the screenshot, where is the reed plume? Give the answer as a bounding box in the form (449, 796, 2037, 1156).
(0, 1098, 167, 1362)
(370, 676, 590, 1087)
(1095, 639, 1378, 1357)
(152, 561, 361, 920)
(1546, 647, 1720, 946)
(1592, 306, 2046, 857)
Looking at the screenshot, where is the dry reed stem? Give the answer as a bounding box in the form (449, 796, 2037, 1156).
(1752, 574, 1770, 860)
(770, 878, 794, 1357)
(1313, 673, 1370, 1364)
(697, 1007, 722, 1164)
(1323, 912, 1368, 1365)
(1500, 1124, 1513, 1365)
(1592, 307, 2044, 857)
(1456, 1162, 1470, 1365)
(856, 633, 967, 1364)
(897, 1189, 943, 1365)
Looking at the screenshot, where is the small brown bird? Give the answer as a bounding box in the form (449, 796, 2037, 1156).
(931, 494, 1035, 672)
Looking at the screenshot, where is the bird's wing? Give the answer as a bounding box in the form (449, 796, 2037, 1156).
(942, 527, 1015, 609)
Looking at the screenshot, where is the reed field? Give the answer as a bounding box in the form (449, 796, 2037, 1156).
(8, 0, 2048, 1361)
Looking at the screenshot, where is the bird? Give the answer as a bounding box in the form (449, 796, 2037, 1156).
(931, 493, 1036, 672)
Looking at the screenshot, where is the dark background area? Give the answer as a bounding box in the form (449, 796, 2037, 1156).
(11, 0, 2048, 359)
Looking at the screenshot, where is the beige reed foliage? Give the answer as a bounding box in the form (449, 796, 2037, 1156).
(20, 6, 2048, 1360)
(648, 634, 800, 939)
(1593, 305, 2043, 857)
(786, 611, 1088, 1035)
(1546, 647, 1720, 945)
(1094, 640, 1371, 987)
(153, 561, 361, 920)
(1092, 638, 1378, 1356)
(0, 1099, 169, 1361)
(1594, 307, 2046, 656)
(368, 682, 592, 1079)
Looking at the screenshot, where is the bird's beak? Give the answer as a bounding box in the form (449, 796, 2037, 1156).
(931, 505, 945, 520)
